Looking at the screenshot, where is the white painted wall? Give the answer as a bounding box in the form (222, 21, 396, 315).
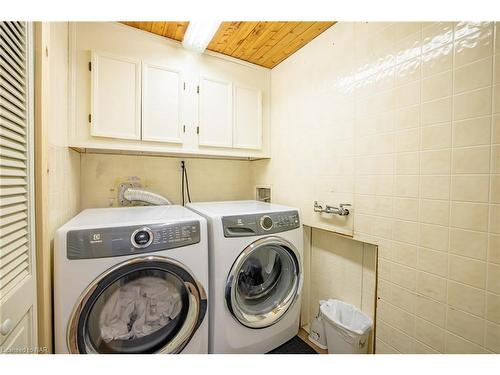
(79, 154, 254, 209)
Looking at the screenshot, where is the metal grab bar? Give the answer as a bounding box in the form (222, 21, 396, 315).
(314, 201, 351, 216)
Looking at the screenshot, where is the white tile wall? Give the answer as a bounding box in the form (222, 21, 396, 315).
(252, 21, 500, 353)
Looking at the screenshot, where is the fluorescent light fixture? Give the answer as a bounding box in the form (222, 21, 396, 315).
(182, 21, 221, 53)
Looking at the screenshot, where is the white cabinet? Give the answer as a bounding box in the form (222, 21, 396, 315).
(90, 51, 141, 140)
(142, 63, 183, 143)
(233, 85, 262, 149)
(197, 78, 262, 150)
(71, 23, 270, 159)
(198, 76, 233, 148)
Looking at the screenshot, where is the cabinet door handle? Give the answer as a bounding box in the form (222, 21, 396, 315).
(1, 318, 13, 336)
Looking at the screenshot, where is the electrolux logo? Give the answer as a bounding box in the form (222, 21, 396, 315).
(90, 232, 102, 244)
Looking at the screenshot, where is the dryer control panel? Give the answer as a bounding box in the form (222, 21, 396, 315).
(66, 220, 200, 259)
(222, 210, 300, 238)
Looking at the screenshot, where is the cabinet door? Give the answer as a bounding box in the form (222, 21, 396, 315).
(233, 85, 262, 149)
(198, 76, 232, 148)
(90, 51, 141, 140)
(142, 63, 182, 143)
(1, 310, 34, 353)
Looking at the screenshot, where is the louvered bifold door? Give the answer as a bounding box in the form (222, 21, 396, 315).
(0, 22, 37, 352)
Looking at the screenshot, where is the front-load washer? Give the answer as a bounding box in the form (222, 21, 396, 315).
(187, 200, 303, 354)
(54, 206, 208, 354)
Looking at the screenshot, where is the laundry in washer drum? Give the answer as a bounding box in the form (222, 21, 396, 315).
(237, 252, 282, 300)
(99, 277, 182, 342)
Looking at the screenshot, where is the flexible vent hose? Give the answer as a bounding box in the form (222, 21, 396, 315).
(123, 187, 172, 206)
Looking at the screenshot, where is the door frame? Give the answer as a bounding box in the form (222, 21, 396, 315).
(34, 21, 50, 352)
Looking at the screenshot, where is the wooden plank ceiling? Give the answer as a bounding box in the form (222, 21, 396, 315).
(121, 21, 335, 68)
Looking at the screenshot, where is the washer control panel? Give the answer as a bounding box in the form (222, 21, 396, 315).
(66, 220, 200, 259)
(222, 210, 300, 238)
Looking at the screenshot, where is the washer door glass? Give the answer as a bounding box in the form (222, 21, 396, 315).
(68, 257, 206, 354)
(226, 237, 300, 329)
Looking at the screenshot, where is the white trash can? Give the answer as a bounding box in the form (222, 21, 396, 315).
(320, 299, 373, 354)
(308, 302, 328, 350)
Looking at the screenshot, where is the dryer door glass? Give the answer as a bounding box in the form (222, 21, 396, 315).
(226, 237, 300, 329)
(67, 257, 207, 353)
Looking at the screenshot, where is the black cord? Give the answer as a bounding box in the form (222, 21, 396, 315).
(180, 160, 192, 205)
(184, 163, 192, 203)
(181, 161, 185, 206)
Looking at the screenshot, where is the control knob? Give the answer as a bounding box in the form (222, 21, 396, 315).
(131, 227, 153, 248)
(260, 215, 273, 231)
